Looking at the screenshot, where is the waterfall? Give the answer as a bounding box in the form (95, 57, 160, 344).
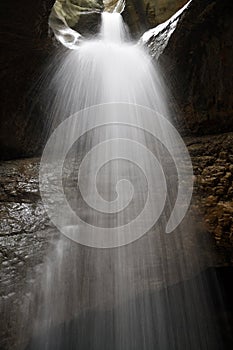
(19, 12, 226, 350)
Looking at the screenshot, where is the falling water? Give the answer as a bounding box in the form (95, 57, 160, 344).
(18, 11, 228, 350)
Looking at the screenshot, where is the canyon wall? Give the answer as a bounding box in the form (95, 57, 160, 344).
(123, 0, 187, 36)
(0, 0, 55, 159)
(160, 0, 233, 135)
(0, 0, 188, 160)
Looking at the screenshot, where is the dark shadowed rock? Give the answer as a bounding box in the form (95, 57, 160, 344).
(123, 0, 187, 38)
(0, 0, 56, 160)
(1, 0, 233, 154)
(144, 0, 233, 135)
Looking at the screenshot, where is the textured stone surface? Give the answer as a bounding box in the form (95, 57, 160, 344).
(1, 133, 233, 267)
(52, 0, 187, 37)
(1, 134, 233, 276)
(0, 159, 58, 350)
(123, 0, 187, 37)
(0, 159, 48, 235)
(187, 133, 233, 259)
(1, 137, 233, 348)
(52, 0, 103, 36)
(145, 0, 233, 135)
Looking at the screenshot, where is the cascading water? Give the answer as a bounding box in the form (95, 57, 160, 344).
(17, 10, 228, 350)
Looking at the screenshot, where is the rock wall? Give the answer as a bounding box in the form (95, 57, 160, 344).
(123, 0, 187, 37)
(52, 0, 188, 37)
(0, 0, 55, 160)
(1, 142, 233, 349)
(0, 0, 190, 160)
(188, 133, 233, 260)
(1, 0, 233, 159)
(154, 0, 233, 135)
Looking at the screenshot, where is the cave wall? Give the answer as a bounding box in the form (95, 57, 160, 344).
(156, 0, 233, 135)
(1, 0, 233, 156)
(188, 133, 233, 257)
(1, 146, 233, 350)
(0, 0, 55, 160)
(0, 0, 189, 160)
(52, 0, 188, 37)
(123, 0, 187, 37)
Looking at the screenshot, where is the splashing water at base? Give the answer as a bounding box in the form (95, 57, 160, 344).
(17, 12, 229, 350)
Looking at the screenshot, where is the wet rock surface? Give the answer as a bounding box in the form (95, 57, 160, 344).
(145, 0, 233, 135)
(1, 132, 233, 349)
(187, 132, 233, 261)
(24, 266, 233, 350)
(1, 133, 233, 263)
(0, 136, 232, 270)
(51, 0, 188, 38)
(0, 158, 57, 350)
(0, 159, 45, 234)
